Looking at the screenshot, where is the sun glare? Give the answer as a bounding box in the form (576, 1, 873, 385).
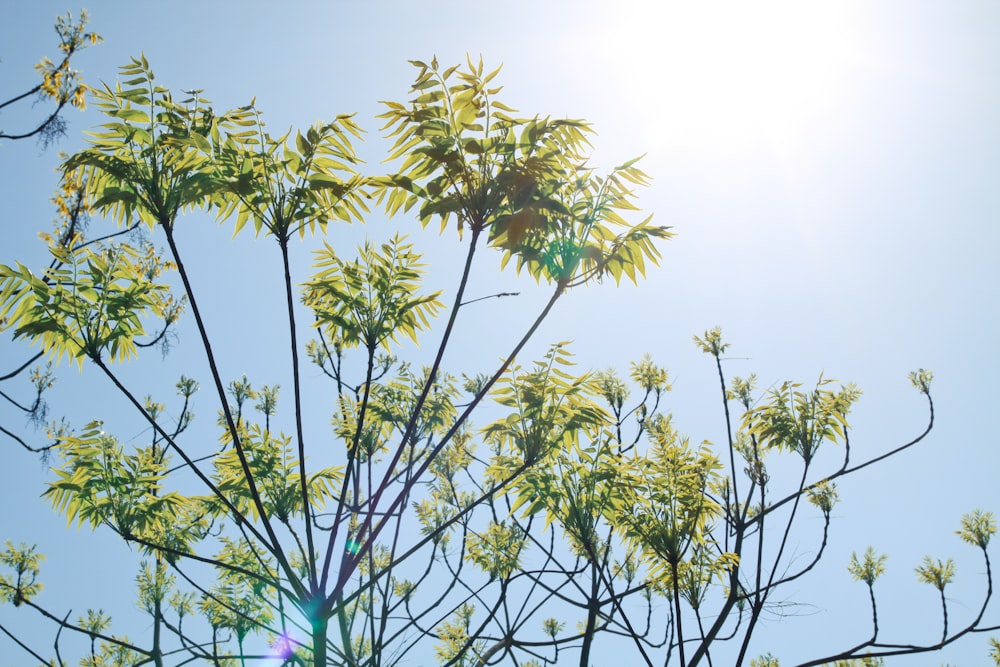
(602, 2, 861, 161)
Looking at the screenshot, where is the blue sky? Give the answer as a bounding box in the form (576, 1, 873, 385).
(1, 1, 998, 664)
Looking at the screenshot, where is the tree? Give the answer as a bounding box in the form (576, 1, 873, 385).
(0, 11, 102, 454)
(0, 48, 997, 667)
(0, 11, 101, 148)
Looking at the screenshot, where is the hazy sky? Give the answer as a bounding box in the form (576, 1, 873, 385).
(1, 1, 998, 664)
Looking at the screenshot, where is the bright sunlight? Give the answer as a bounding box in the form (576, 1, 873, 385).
(588, 1, 863, 161)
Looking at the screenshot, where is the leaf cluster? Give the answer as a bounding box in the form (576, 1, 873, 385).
(375, 57, 672, 286)
(304, 234, 442, 352)
(0, 239, 178, 367)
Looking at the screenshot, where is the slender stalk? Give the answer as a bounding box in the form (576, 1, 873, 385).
(159, 224, 300, 592)
(793, 534, 992, 666)
(0, 106, 65, 141)
(0, 594, 150, 657)
(278, 236, 318, 592)
(689, 355, 753, 667)
(713, 353, 739, 512)
(580, 531, 655, 667)
(334, 598, 357, 667)
(0, 620, 59, 664)
(671, 559, 686, 666)
(868, 583, 879, 641)
(579, 562, 600, 667)
(334, 225, 484, 582)
(330, 280, 567, 600)
(0, 352, 44, 381)
(687, 532, 743, 666)
(735, 464, 811, 666)
(153, 586, 164, 667)
(336, 463, 532, 614)
(0, 423, 55, 453)
(92, 359, 270, 553)
(694, 606, 713, 667)
(0, 84, 44, 110)
(939, 587, 949, 644)
(753, 393, 934, 527)
(320, 346, 377, 591)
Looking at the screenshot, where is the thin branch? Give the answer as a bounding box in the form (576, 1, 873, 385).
(0, 620, 51, 664)
(459, 291, 520, 307)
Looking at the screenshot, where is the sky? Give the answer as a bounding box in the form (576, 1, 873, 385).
(1, 1, 999, 665)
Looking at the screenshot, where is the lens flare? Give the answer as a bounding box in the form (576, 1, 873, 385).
(272, 633, 295, 660)
(345, 538, 361, 555)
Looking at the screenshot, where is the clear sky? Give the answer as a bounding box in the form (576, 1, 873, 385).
(1, 1, 998, 665)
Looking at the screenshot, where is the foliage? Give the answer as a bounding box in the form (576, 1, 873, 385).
(848, 547, 888, 587)
(0, 11, 101, 147)
(1, 34, 997, 667)
(374, 57, 670, 287)
(0, 239, 178, 368)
